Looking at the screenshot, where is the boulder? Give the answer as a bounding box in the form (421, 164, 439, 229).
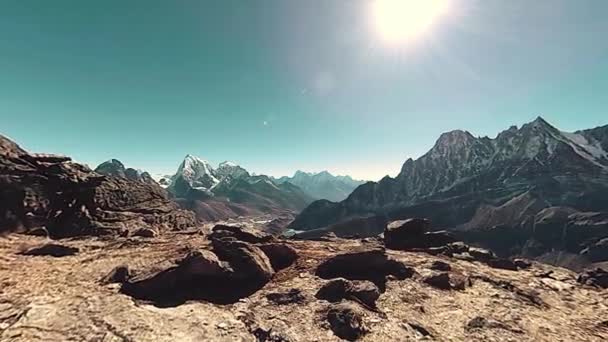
(210, 224, 274, 244)
(487, 258, 519, 271)
(384, 218, 429, 249)
(100, 265, 130, 284)
(468, 247, 496, 262)
(20, 243, 79, 257)
(430, 261, 451, 271)
(316, 278, 381, 308)
(316, 249, 415, 290)
(132, 228, 157, 238)
(211, 237, 274, 282)
(266, 289, 306, 305)
(258, 243, 298, 270)
(122, 242, 274, 305)
(326, 302, 368, 341)
(422, 272, 469, 291)
(577, 268, 608, 289)
(179, 249, 231, 276)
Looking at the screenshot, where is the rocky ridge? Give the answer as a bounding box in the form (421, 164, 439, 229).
(0, 218, 606, 341)
(0, 135, 195, 238)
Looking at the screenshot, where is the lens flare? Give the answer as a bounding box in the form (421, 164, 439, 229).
(371, 0, 450, 45)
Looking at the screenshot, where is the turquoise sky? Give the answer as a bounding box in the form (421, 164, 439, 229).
(1, 1, 607, 180)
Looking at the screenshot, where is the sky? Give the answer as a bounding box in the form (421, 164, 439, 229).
(1, 0, 607, 181)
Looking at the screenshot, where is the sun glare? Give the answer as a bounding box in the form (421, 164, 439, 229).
(371, 0, 450, 46)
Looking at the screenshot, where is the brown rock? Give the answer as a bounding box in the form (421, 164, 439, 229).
(20, 243, 79, 257)
(266, 289, 306, 305)
(258, 243, 298, 271)
(101, 265, 130, 284)
(326, 302, 368, 341)
(316, 249, 415, 290)
(210, 224, 274, 244)
(132, 228, 157, 238)
(577, 268, 608, 289)
(316, 278, 381, 308)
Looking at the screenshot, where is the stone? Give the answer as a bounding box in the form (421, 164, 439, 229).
(266, 289, 306, 305)
(577, 268, 608, 289)
(422, 272, 469, 291)
(315, 249, 415, 290)
(101, 265, 130, 284)
(132, 228, 157, 238)
(487, 258, 518, 271)
(179, 249, 231, 277)
(211, 237, 274, 282)
(384, 218, 429, 249)
(20, 243, 79, 257)
(326, 302, 368, 341)
(258, 243, 298, 271)
(316, 278, 381, 308)
(468, 247, 496, 262)
(210, 224, 273, 244)
(430, 261, 451, 271)
(422, 272, 452, 290)
(513, 258, 532, 269)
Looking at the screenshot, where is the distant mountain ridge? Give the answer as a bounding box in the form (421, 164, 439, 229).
(273, 170, 366, 202)
(163, 155, 314, 221)
(290, 117, 608, 231)
(94, 159, 157, 185)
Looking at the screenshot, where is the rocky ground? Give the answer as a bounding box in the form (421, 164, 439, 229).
(1, 227, 607, 341)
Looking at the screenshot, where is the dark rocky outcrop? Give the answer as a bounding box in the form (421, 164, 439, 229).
(0, 135, 196, 238)
(257, 243, 298, 271)
(316, 249, 415, 290)
(384, 218, 456, 250)
(326, 302, 368, 341)
(121, 239, 277, 305)
(266, 289, 306, 305)
(210, 224, 274, 244)
(20, 243, 79, 257)
(316, 278, 381, 308)
(100, 265, 131, 284)
(577, 268, 608, 289)
(422, 272, 469, 291)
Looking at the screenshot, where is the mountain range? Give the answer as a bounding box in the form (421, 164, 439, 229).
(289, 117, 608, 269)
(273, 170, 366, 202)
(95, 155, 366, 222)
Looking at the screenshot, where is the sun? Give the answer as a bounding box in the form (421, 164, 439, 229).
(371, 0, 450, 46)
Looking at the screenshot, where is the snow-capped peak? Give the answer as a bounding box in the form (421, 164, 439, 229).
(175, 154, 219, 189)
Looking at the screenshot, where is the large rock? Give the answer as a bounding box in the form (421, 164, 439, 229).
(258, 243, 298, 271)
(316, 278, 380, 308)
(577, 268, 608, 289)
(316, 249, 414, 290)
(122, 241, 275, 305)
(326, 302, 368, 341)
(209, 224, 274, 244)
(20, 243, 79, 257)
(211, 237, 274, 282)
(0, 135, 196, 237)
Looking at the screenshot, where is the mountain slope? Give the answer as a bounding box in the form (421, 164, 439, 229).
(290, 117, 608, 231)
(166, 156, 314, 221)
(94, 159, 157, 185)
(274, 170, 365, 202)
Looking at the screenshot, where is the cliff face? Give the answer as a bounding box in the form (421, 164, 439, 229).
(0, 135, 195, 237)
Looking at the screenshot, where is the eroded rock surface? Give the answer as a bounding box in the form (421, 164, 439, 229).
(0, 233, 607, 341)
(0, 135, 195, 238)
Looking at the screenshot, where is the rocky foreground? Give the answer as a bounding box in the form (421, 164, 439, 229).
(1, 222, 607, 341)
